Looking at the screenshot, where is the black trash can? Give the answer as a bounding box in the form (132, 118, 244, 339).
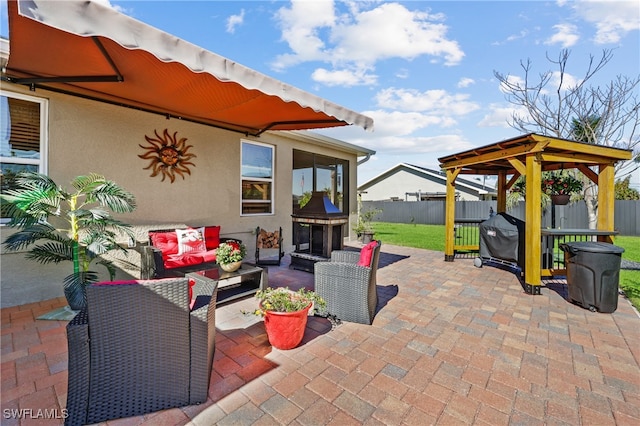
(559, 242, 625, 313)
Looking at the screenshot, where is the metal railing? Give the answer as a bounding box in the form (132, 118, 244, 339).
(453, 218, 483, 258)
(453, 220, 619, 277)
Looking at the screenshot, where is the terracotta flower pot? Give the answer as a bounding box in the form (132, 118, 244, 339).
(263, 303, 312, 350)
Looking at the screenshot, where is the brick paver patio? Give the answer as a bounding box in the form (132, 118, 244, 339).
(2, 243, 639, 425)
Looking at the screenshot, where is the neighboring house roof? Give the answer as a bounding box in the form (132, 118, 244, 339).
(358, 163, 495, 195)
(4, 0, 373, 136)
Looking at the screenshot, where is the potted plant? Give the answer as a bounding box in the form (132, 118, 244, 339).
(1, 172, 137, 310)
(542, 171, 583, 205)
(247, 287, 326, 350)
(216, 240, 246, 272)
(353, 196, 381, 244)
(509, 171, 584, 206)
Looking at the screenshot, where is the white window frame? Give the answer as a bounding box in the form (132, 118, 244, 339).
(1, 90, 48, 224)
(240, 140, 274, 216)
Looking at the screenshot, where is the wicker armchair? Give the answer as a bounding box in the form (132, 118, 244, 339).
(314, 241, 382, 324)
(65, 277, 217, 426)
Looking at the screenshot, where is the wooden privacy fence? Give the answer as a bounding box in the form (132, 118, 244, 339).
(363, 200, 640, 236)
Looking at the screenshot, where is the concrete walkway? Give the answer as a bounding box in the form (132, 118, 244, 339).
(1, 244, 639, 425)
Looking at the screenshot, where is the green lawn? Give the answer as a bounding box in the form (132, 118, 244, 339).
(371, 222, 640, 311)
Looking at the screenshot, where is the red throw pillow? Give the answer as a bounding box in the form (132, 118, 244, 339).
(149, 231, 179, 258)
(188, 278, 196, 310)
(204, 226, 221, 250)
(357, 241, 377, 267)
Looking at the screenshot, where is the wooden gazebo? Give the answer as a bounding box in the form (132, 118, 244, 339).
(438, 133, 632, 294)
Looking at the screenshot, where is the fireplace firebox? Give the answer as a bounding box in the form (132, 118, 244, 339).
(290, 192, 348, 272)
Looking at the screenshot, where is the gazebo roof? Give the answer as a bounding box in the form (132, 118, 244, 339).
(438, 133, 632, 175)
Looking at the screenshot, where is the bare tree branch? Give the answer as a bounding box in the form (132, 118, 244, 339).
(493, 49, 640, 228)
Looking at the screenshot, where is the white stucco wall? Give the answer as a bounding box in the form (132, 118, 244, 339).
(1, 84, 366, 305)
(4, 83, 362, 236)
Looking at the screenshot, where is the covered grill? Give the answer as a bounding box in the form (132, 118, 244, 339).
(477, 212, 525, 272)
(290, 192, 348, 272)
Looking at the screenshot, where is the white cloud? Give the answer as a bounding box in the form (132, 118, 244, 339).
(271, 0, 337, 69)
(330, 3, 464, 66)
(367, 134, 474, 155)
(499, 68, 580, 95)
(565, 0, 640, 44)
(478, 104, 522, 128)
(365, 109, 457, 137)
(499, 75, 525, 93)
(311, 67, 377, 87)
(492, 29, 530, 46)
(375, 88, 480, 116)
(548, 70, 581, 91)
(271, 1, 464, 83)
(545, 23, 579, 47)
(457, 77, 475, 88)
(395, 68, 410, 79)
(226, 10, 245, 34)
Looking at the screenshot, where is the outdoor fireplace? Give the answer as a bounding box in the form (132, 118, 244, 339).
(291, 191, 348, 272)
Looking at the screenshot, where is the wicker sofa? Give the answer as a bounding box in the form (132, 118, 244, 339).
(65, 277, 217, 425)
(314, 240, 382, 324)
(140, 226, 240, 279)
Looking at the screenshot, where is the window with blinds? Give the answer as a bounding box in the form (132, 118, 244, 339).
(4, 97, 41, 156)
(1, 91, 47, 221)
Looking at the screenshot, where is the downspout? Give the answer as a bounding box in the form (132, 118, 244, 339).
(357, 153, 372, 166)
(354, 153, 372, 241)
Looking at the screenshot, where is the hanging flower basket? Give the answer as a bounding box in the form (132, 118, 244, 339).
(511, 171, 583, 205)
(550, 194, 570, 205)
(542, 172, 583, 196)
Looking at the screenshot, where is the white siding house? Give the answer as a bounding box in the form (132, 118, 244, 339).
(358, 163, 495, 201)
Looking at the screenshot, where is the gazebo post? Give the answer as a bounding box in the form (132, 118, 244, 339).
(597, 163, 616, 243)
(444, 168, 459, 261)
(497, 171, 507, 213)
(524, 154, 542, 294)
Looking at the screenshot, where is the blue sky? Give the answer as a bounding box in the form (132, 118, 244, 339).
(2, 1, 639, 186)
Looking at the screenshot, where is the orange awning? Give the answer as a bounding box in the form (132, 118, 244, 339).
(4, 0, 373, 136)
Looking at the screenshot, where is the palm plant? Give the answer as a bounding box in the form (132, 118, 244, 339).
(1, 172, 137, 309)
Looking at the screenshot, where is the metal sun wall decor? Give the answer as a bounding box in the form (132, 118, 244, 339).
(138, 129, 196, 183)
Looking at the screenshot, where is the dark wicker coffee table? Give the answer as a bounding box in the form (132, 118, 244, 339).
(187, 264, 267, 304)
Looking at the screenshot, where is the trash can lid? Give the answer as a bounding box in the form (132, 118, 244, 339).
(560, 241, 625, 254)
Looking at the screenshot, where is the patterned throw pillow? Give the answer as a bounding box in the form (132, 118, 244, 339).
(176, 227, 206, 255)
